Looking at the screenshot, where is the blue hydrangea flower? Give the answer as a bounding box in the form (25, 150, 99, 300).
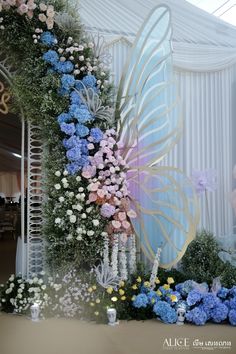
(43, 50, 59, 65)
(76, 124, 89, 138)
(229, 309, 236, 325)
(63, 136, 79, 149)
(57, 113, 72, 124)
(66, 146, 82, 161)
(61, 74, 75, 91)
(55, 61, 74, 74)
(229, 297, 236, 310)
(187, 290, 202, 306)
(132, 294, 149, 308)
(199, 303, 211, 320)
(202, 293, 219, 309)
(147, 290, 160, 305)
(80, 139, 88, 155)
(90, 127, 103, 143)
(211, 303, 228, 323)
(153, 301, 177, 323)
(175, 280, 195, 297)
(77, 155, 89, 168)
(58, 87, 70, 96)
(217, 287, 229, 300)
(229, 286, 236, 297)
(69, 105, 93, 123)
(66, 162, 81, 175)
(70, 91, 83, 105)
(82, 75, 97, 88)
(40, 31, 57, 46)
(186, 307, 207, 325)
(60, 122, 76, 136)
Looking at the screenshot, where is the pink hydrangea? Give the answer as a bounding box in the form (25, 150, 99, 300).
(101, 203, 116, 218)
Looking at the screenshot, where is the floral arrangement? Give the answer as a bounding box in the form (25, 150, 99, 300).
(0, 0, 138, 268)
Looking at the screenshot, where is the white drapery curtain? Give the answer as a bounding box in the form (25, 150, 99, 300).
(80, 0, 236, 237)
(0, 172, 21, 200)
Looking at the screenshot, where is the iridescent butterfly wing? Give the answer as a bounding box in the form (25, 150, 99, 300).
(116, 5, 199, 268)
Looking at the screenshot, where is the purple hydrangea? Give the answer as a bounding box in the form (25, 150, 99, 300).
(43, 50, 59, 65)
(40, 31, 57, 46)
(60, 122, 76, 136)
(55, 61, 74, 74)
(61, 74, 75, 91)
(76, 124, 89, 138)
(57, 113, 72, 124)
(100, 203, 116, 218)
(132, 294, 148, 308)
(187, 290, 202, 306)
(211, 303, 228, 323)
(90, 127, 103, 143)
(229, 309, 236, 325)
(186, 307, 207, 325)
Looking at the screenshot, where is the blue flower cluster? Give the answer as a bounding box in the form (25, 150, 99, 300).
(133, 294, 149, 308)
(40, 31, 57, 46)
(40, 30, 104, 175)
(153, 301, 177, 324)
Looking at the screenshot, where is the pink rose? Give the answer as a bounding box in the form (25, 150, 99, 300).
(97, 189, 105, 198)
(88, 193, 97, 203)
(18, 3, 28, 13)
(127, 210, 137, 218)
(118, 212, 126, 221)
(82, 165, 96, 179)
(89, 182, 100, 192)
(122, 220, 130, 229)
(112, 220, 121, 229)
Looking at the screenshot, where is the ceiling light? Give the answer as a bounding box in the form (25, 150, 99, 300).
(12, 153, 21, 158)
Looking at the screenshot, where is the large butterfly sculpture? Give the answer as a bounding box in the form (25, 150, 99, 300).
(81, 5, 199, 268)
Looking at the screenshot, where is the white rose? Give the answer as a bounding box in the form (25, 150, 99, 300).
(69, 192, 74, 197)
(55, 218, 61, 224)
(86, 207, 92, 213)
(67, 210, 73, 216)
(5, 288, 12, 294)
(9, 275, 14, 282)
(79, 55, 84, 61)
(66, 235, 73, 241)
(76, 235, 82, 241)
(76, 227, 83, 234)
(61, 178, 67, 184)
(78, 187, 84, 192)
(81, 213, 87, 219)
(59, 197, 64, 203)
(41, 285, 46, 290)
(55, 171, 61, 177)
(92, 220, 99, 226)
(69, 215, 76, 223)
(87, 230, 95, 236)
(17, 288, 23, 293)
(54, 184, 61, 190)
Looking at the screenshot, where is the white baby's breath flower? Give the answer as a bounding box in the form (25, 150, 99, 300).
(86, 207, 92, 213)
(66, 234, 73, 241)
(55, 171, 61, 177)
(61, 178, 67, 184)
(92, 220, 99, 226)
(79, 55, 84, 61)
(17, 288, 23, 293)
(69, 215, 76, 223)
(54, 184, 61, 190)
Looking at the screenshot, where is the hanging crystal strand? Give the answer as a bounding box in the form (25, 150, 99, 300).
(128, 234, 136, 274)
(102, 232, 109, 268)
(111, 234, 119, 277)
(119, 233, 128, 280)
(150, 248, 162, 289)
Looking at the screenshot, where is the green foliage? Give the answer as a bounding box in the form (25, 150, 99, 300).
(181, 229, 236, 287)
